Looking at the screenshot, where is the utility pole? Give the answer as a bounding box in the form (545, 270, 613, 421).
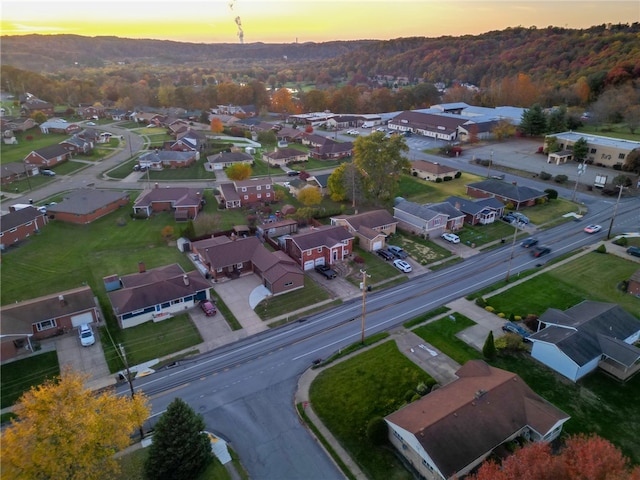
(119, 343, 144, 439)
(606, 184, 624, 239)
(505, 221, 519, 282)
(487, 150, 493, 178)
(360, 269, 371, 344)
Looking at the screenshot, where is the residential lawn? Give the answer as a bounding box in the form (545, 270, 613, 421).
(412, 312, 482, 364)
(523, 197, 582, 225)
(2, 174, 56, 195)
(255, 276, 332, 320)
(301, 156, 350, 172)
(146, 160, 215, 181)
(1, 351, 60, 409)
(485, 252, 640, 318)
(344, 248, 404, 287)
(52, 160, 90, 175)
(385, 230, 452, 265)
(457, 220, 525, 247)
(0, 130, 69, 164)
(310, 341, 435, 480)
(102, 313, 203, 372)
(106, 159, 141, 179)
(399, 172, 486, 203)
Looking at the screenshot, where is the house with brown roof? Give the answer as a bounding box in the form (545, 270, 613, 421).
(446, 195, 505, 225)
(107, 263, 212, 329)
(0, 286, 100, 361)
(388, 111, 469, 141)
(133, 186, 203, 221)
(206, 151, 254, 171)
(20, 95, 54, 117)
(24, 144, 72, 168)
(282, 225, 354, 270)
(466, 179, 547, 209)
(1, 162, 33, 185)
(309, 141, 354, 160)
(331, 209, 397, 252)
(385, 360, 570, 480)
(263, 147, 308, 167)
(410, 160, 459, 182)
(0, 206, 48, 248)
(394, 200, 463, 238)
(191, 235, 303, 295)
(218, 178, 274, 208)
(46, 189, 130, 224)
(529, 301, 640, 382)
(138, 150, 197, 170)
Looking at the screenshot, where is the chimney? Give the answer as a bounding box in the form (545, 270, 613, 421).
(58, 295, 66, 307)
(155, 183, 159, 189)
(183, 274, 190, 286)
(138, 261, 146, 273)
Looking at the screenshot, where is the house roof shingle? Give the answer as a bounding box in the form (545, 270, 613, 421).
(289, 225, 353, 251)
(47, 189, 129, 215)
(467, 179, 546, 203)
(1, 206, 44, 231)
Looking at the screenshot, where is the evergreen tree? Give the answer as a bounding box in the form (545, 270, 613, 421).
(482, 331, 497, 360)
(572, 137, 589, 163)
(520, 104, 547, 136)
(145, 398, 213, 480)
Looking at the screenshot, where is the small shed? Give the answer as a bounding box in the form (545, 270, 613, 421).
(176, 237, 191, 252)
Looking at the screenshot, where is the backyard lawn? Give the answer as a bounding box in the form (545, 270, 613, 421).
(399, 172, 486, 203)
(309, 341, 435, 480)
(255, 276, 333, 320)
(1, 351, 60, 409)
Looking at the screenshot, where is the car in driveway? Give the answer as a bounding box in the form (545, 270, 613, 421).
(200, 300, 217, 316)
(315, 264, 337, 279)
(376, 248, 395, 261)
(531, 246, 551, 257)
(441, 233, 460, 244)
(86, 121, 96, 126)
(392, 259, 412, 273)
(501, 321, 530, 341)
(386, 245, 408, 259)
(502, 213, 516, 224)
(520, 238, 538, 248)
(78, 324, 95, 347)
(583, 224, 602, 234)
(511, 212, 529, 224)
(41, 169, 56, 176)
(627, 246, 640, 257)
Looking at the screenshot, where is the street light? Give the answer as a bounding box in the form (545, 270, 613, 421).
(360, 269, 371, 344)
(606, 184, 625, 239)
(571, 161, 587, 202)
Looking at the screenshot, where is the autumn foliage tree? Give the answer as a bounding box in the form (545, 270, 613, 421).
(1, 369, 150, 480)
(297, 186, 322, 206)
(225, 162, 252, 181)
(210, 117, 224, 133)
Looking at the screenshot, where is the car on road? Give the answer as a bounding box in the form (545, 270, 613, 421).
(442, 233, 460, 244)
(392, 259, 412, 273)
(387, 245, 408, 259)
(501, 321, 530, 341)
(286, 170, 299, 176)
(86, 121, 96, 126)
(200, 300, 217, 316)
(520, 238, 538, 248)
(78, 324, 95, 347)
(315, 264, 337, 279)
(583, 224, 602, 234)
(531, 246, 551, 257)
(376, 248, 395, 261)
(41, 169, 56, 176)
(627, 246, 640, 258)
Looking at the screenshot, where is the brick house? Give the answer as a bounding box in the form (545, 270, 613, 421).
(133, 186, 203, 220)
(20, 96, 54, 117)
(0, 286, 100, 361)
(466, 179, 547, 209)
(77, 105, 106, 119)
(0, 206, 48, 248)
(46, 189, 130, 224)
(38, 119, 82, 135)
(138, 150, 197, 170)
(410, 160, 459, 181)
(446, 195, 505, 225)
(1, 162, 33, 185)
(218, 178, 274, 208)
(282, 225, 354, 270)
(59, 135, 94, 155)
(263, 147, 308, 167)
(393, 200, 454, 238)
(206, 151, 254, 171)
(309, 141, 354, 160)
(388, 111, 469, 141)
(331, 209, 397, 252)
(24, 144, 72, 168)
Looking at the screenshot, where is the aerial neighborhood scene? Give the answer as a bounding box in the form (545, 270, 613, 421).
(1, 1, 640, 479)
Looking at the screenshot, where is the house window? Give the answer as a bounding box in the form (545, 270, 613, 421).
(266, 192, 271, 198)
(257, 194, 262, 199)
(244, 195, 249, 200)
(35, 319, 57, 331)
(590, 148, 597, 154)
(161, 302, 170, 308)
(265, 185, 271, 190)
(317, 247, 322, 253)
(257, 185, 261, 191)
(236, 263, 243, 269)
(393, 430, 402, 441)
(26, 221, 33, 226)
(171, 298, 182, 305)
(241, 187, 247, 192)
(284, 281, 293, 287)
(10, 228, 17, 233)
(216, 267, 223, 273)
(618, 153, 626, 159)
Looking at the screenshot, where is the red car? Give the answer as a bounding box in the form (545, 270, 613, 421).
(200, 300, 217, 316)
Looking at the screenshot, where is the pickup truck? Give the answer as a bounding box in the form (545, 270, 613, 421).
(315, 264, 337, 279)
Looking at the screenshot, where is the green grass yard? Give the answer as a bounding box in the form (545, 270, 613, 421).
(1, 351, 60, 409)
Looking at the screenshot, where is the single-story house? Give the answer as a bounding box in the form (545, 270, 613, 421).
(263, 147, 308, 167)
(446, 195, 505, 225)
(46, 189, 130, 224)
(385, 360, 570, 480)
(256, 218, 298, 238)
(281, 225, 354, 270)
(20, 96, 54, 117)
(191, 235, 304, 295)
(24, 144, 72, 168)
(1, 162, 34, 185)
(138, 150, 197, 170)
(529, 301, 640, 382)
(218, 178, 274, 208)
(466, 179, 547, 209)
(0, 286, 100, 362)
(410, 160, 459, 181)
(164, 128, 206, 152)
(59, 135, 94, 155)
(331, 209, 397, 252)
(107, 263, 212, 329)
(0, 206, 48, 248)
(38, 119, 81, 135)
(393, 200, 452, 238)
(307, 173, 331, 195)
(309, 141, 354, 160)
(388, 111, 469, 141)
(206, 151, 254, 171)
(133, 186, 203, 220)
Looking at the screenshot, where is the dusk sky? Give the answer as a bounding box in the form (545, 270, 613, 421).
(1, 0, 638, 44)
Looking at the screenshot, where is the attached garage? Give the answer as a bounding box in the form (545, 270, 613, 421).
(303, 260, 315, 271)
(372, 240, 383, 251)
(314, 258, 326, 267)
(71, 311, 94, 327)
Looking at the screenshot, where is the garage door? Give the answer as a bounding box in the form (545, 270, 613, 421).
(71, 312, 94, 327)
(314, 258, 325, 267)
(303, 260, 315, 271)
(372, 240, 383, 251)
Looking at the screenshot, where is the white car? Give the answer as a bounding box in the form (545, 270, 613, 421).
(78, 324, 95, 347)
(583, 224, 602, 234)
(393, 259, 412, 273)
(86, 121, 96, 126)
(442, 233, 460, 244)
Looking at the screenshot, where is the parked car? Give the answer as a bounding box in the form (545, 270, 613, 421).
(376, 248, 395, 261)
(442, 233, 460, 244)
(315, 264, 337, 279)
(86, 121, 96, 126)
(520, 238, 538, 248)
(392, 259, 412, 273)
(627, 246, 640, 258)
(502, 214, 516, 224)
(583, 224, 602, 234)
(41, 169, 56, 176)
(387, 245, 408, 259)
(78, 324, 95, 347)
(501, 321, 530, 341)
(531, 246, 551, 258)
(511, 212, 529, 224)
(200, 300, 217, 316)
(286, 170, 299, 176)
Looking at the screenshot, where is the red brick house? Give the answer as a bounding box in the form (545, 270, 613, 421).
(20, 96, 54, 117)
(191, 235, 304, 295)
(0, 206, 48, 248)
(77, 105, 106, 119)
(282, 225, 354, 270)
(24, 144, 72, 168)
(0, 286, 100, 362)
(133, 186, 203, 220)
(38, 119, 82, 135)
(331, 209, 397, 252)
(1, 162, 34, 185)
(466, 179, 547, 209)
(46, 189, 130, 224)
(218, 178, 274, 208)
(309, 141, 354, 160)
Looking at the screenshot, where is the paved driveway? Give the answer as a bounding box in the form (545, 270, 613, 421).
(55, 326, 110, 383)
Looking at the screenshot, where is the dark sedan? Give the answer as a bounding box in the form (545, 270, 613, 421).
(531, 246, 551, 258)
